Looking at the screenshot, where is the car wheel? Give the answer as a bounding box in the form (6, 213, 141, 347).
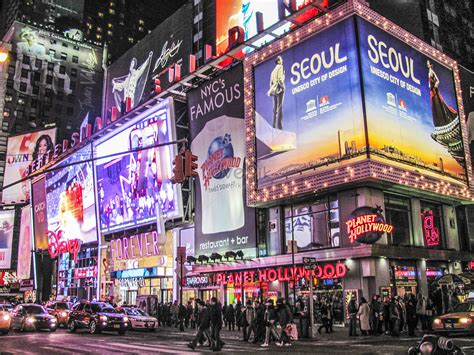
(50, 327, 57, 332)
(89, 320, 100, 334)
(118, 329, 126, 335)
(68, 319, 77, 333)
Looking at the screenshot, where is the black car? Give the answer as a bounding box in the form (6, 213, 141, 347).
(68, 302, 129, 335)
(10, 304, 57, 332)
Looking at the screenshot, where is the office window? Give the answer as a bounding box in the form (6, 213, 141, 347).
(47, 62, 54, 71)
(35, 58, 42, 68)
(23, 55, 30, 64)
(70, 68, 77, 77)
(73, 45, 80, 51)
(384, 194, 412, 246)
(46, 75, 53, 84)
(72, 56, 78, 63)
(6, 79, 13, 88)
(59, 65, 66, 74)
(68, 94, 74, 103)
(19, 82, 27, 92)
(21, 69, 29, 78)
(60, 52, 67, 60)
(32, 86, 39, 95)
(70, 81, 76, 90)
(57, 92, 64, 101)
(49, 49, 56, 58)
(62, 42, 68, 48)
(8, 65, 15, 75)
(67, 107, 74, 116)
(33, 72, 41, 82)
(58, 78, 65, 88)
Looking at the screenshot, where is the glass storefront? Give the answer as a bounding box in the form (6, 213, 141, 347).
(384, 194, 413, 246)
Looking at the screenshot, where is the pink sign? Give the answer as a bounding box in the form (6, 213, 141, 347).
(110, 232, 160, 261)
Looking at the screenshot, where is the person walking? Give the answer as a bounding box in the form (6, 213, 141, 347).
(261, 299, 279, 347)
(255, 300, 266, 343)
(318, 299, 330, 334)
(370, 295, 381, 335)
(185, 301, 193, 329)
(209, 297, 224, 351)
(383, 297, 391, 334)
(242, 300, 256, 342)
(235, 301, 242, 332)
(276, 298, 292, 347)
(389, 297, 400, 337)
(406, 294, 417, 336)
(178, 303, 186, 331)
(222, 302, 228, 329)
(348, 295, 359, 336)
(416, 294, 427, 331)
(225, 303, 235, 331)
(188, 300, 212, 350)
(357, 297, 370, 336)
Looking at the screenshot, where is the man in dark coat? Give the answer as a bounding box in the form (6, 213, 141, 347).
(209, 297, 225, 351)
(225, 304, 235, 331)
(276, 298, 293, 346)
(348, 296, 359, 336)
(254, 300, 265, 343)
(188, 300, 212, 350)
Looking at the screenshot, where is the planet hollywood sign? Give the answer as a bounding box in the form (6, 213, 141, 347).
(215, 262, 347, 286)
(346, 206, 394, 244)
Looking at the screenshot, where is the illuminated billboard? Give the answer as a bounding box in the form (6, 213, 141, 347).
(95, 98, 182, 234)
(358, 18, 466, 182)
(254, 17, 364, 187)
(31, 177, 49, 250)
(103, 4, 192, 118)
(2, 128, 57, 204)
(45, 144, 97, 244)
(459, 66, 474, 169)
(189, 65, 256, 258)
(17, 206, 32, 280)
(215, 0, 328, 57)
(0, 210, 15, 269)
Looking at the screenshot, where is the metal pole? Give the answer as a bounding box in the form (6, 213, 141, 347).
(290, 204, 296, 305)
(180, 257, 183, 304)
(309, 275, 314, 338)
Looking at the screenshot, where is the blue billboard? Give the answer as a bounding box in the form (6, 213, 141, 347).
(358, 18, 465, 181)
(254, 18, 365, 187)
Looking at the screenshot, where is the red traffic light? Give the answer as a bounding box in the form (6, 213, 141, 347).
(171, 153, 185, 184)
(184, 150, 198, 178)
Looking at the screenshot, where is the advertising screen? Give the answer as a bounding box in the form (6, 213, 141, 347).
(2, 128, 57, 203)
(0, 210, 15, 269)
(103, 4, 192, 118)
(17, 206, 32, 280)
(45, 144, 97, 244)
(31, 177, 49, 250)
(357, 18, 466, 181)
(216, 0, 328, 56)
(459, 66, 474, 169)
(95, 98, 181, 234)
(254, 18, 364, 187)
(189, 65, 256, 258)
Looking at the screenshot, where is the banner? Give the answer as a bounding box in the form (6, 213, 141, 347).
(45, 144, 97, 244)
(358, 17, 466, 182)
(188, 65, 256, 258)
(0, 210, 16, 269)
(17, 206, 32, 280)
(254, 18, 364, 187)
(2, 128, 57, 203)
(31, 177, 48, 250)
(459, 66, 474, 170)
(103, 4, 192, 118)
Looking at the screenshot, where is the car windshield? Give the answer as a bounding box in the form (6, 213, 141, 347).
(126, 308, 147, 316)
(100, 307, 118, 313)
(56, 303, 70, 310)
(24, 306, 47, 315)
(453, 303, 474, 313)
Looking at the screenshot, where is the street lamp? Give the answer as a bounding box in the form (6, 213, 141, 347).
(0, 51, 8, 63)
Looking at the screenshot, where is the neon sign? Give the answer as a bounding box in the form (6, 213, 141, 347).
(110, 232, 160, 261)
(346, 206, 394, 244)
(422, 210, 440, 246)
(47, 230, 81, 262)
(215, 262, 347, 285)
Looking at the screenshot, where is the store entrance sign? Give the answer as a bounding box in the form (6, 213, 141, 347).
(422, 210, 440, 246)
(47, 230, 81, 262)
(110, 232, 160, 261)
(216, 262, 347, 285)
(346, 206, 393, 244)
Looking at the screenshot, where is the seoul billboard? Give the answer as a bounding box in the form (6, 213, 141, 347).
(103, 4, 192, 118)
(2, 128, 57, 204)
(357, 17, 466, 182)
(215, 0, 330, 57)
(254, 17, 365, 187)
(45, 144, 97, 244)
(0, 210, 15, 269)
(95, 98, 182, 234)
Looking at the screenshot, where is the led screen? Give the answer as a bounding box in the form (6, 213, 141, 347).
(358, 18, 466, 181)
(0, 210, 15, 269)
(17, 206, 32, 280)
(254, 18, 364, 187)
(45, 144, 97, 244)
(95, 98, 181, 234)
(2, 128, 56, 203)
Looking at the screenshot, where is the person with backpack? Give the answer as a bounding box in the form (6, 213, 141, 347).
(261, 299, 279, 347)
(225, 303, 235, 331)
(209, 297, 225, 351)
(188, 300, 212, 350)
(276, 298, 292, 347)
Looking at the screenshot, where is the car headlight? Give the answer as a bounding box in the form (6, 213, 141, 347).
(433, 318, 441, 325)
(459, 317, 472, 324)
(123, 317, 128, 322)
(26, 317, 36, 323)
(3, 314, 10, 321)
(99, 315, 108, 322)
(51, 317, 57, 322)
(61, 312, 67, 317)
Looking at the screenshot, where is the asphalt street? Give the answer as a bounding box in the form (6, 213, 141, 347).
(1, 326, 473, 354)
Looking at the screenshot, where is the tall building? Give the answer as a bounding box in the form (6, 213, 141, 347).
(367, 0, 474, 70)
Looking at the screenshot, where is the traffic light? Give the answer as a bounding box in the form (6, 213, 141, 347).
(184, 150, 198, 178)
(171, 152, 185, 184)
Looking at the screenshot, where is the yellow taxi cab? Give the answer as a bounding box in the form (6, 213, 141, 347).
(0, 304, 11, 335)
(432, 301, 474, 334)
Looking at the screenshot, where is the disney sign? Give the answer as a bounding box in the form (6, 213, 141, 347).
(47, 230, 81, 262)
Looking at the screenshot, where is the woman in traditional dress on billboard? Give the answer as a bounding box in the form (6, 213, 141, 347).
(428, 60, 463, 165)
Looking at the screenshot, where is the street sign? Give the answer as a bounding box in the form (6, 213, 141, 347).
(303, 257, 317, 264)
(304, 264, 318, 270)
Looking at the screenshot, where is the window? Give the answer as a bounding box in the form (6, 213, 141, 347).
(138, 19, 144, 25)
(384, 194, 412, 246)
(3, 108, 10, 117)
(33, 72, 41, 82)
(21, 69, 29, 78)
(284, 195, 340, 252)
(58, 78, 65, 88)
(55, 104, 62, 114)
(67, 107, 74, 116)
(6, 79, 14, 88)
(96, 34, 102, 40)
(35, 58, 42, 68)
(8, 65, 15, 75)
(420, 201, 444, 248)
(60, 52, 67, 60)
(68, 94, 75, 103)
(98, 12, 104, 17)
(49, 49, 56, 58)
(97, 27, 102, 32)
(73, 45, 80, 51)
(19, 82, 27, 92)
(2, 122, 9, 132)
(47, 62, 54, 71)
(57, 92, 64, 101)
(23, 55, 30, 64)
(70, 68, 77, 77)
(72, 55, 79, 64)
(59, 65, 66, 74)
(70, 81, 76, 90)
(46, 75, 53, 84)
(32, 86, 39, 95)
